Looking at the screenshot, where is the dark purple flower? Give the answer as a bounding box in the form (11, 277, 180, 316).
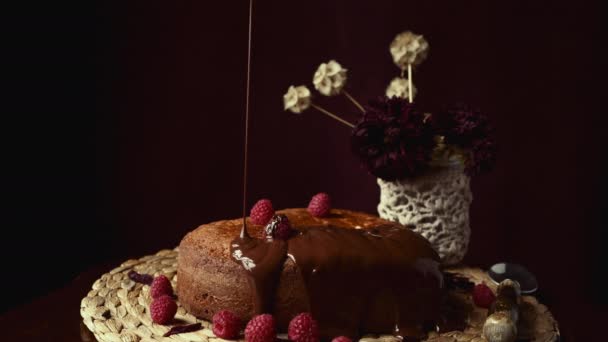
(433, 104, 497, 174)
(351, 97, 435, 180)
(433, 104, 493, 147)
(466, 139, 497, 175)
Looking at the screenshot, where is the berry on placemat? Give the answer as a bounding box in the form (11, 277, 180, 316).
(250, 199, 275, 225)
(164, 323, 203, 337)
(308, 193, 331, 217)
(332, 336, 352, 342)
(150, 275, 173, 299)
(245, 314, 276, 342)
(473, 283, 496, 308)
(265, 214, 294, 240)
(128, 270, 153, 285)
(212, 310, 242, 339)
(288, 312, 320, 342)
(150, 295, 177, 324)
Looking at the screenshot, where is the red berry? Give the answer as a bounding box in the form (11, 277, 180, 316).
(472, 283, 496, 308)
(332, 337, 352, 342)
(212, 310, 242, 339)
(250, 199, 275, 225)
(245, 314, 276, 342)
(288, 312, 319, 342)
(150, 275, 173, 299)
(307, 193, 331, 217)
(150, 295, 177, 324)
(265, 214, 294, 240)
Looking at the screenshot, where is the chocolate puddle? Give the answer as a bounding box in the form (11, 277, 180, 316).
(231, 223, 444, 341)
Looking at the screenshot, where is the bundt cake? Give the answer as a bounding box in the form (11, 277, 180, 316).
(177, 208, 443, 340)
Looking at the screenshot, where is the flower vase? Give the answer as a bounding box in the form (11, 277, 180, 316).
(377, 163, 472, 265)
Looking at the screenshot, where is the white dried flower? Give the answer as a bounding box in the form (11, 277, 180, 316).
(385, 77, 417, 100)
(390, 31, 429, 69)
(313, 60, 348, 96)
(283, 85, 311, 114)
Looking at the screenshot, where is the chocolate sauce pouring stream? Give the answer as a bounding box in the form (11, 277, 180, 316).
(241, 0, 253, 239)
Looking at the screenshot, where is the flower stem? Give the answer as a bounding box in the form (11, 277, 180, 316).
(407, 64, 413, 102)
(311, 103, 355, 128)
(342, 90, 365, 113)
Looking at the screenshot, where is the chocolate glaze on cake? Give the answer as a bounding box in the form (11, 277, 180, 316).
(177, 209, 443, 341)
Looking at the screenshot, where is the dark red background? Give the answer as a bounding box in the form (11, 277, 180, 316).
(2, 1, 606, 341)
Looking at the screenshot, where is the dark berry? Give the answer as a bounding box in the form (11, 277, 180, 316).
(264, 214, 294, 240)
(473, 283, 496, 308)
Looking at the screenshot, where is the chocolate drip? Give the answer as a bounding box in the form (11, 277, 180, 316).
(231, 223, 443, 340)
(240, 0, 254, 241)
(240, 224, 250, 239)
(231, 236, 287, 313)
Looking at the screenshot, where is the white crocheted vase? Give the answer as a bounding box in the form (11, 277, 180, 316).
(377, 163, 472, 265)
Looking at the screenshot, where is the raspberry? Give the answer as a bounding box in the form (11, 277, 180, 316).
(307, 193, 331, 217)
(150, 275, 173, 299)
(332, 337, 352, 342)
(472, 283, 496, 308)
(265, 214, 294, 240)
(244, 314, 276, 342)
(212, 310, 242, 339)
(288, 312, 319, 342)
(150, 295, 177, 324)
(250, 199, 275, 225)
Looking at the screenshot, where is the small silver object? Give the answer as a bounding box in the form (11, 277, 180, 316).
(488, 262, 538, 294)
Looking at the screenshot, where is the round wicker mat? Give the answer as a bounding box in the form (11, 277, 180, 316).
(80, 248, 559, 342)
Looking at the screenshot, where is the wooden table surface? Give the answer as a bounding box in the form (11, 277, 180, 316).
(0, 263, 576, 342)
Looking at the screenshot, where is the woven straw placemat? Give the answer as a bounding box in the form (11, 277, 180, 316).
(80, 248, 559, 342)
